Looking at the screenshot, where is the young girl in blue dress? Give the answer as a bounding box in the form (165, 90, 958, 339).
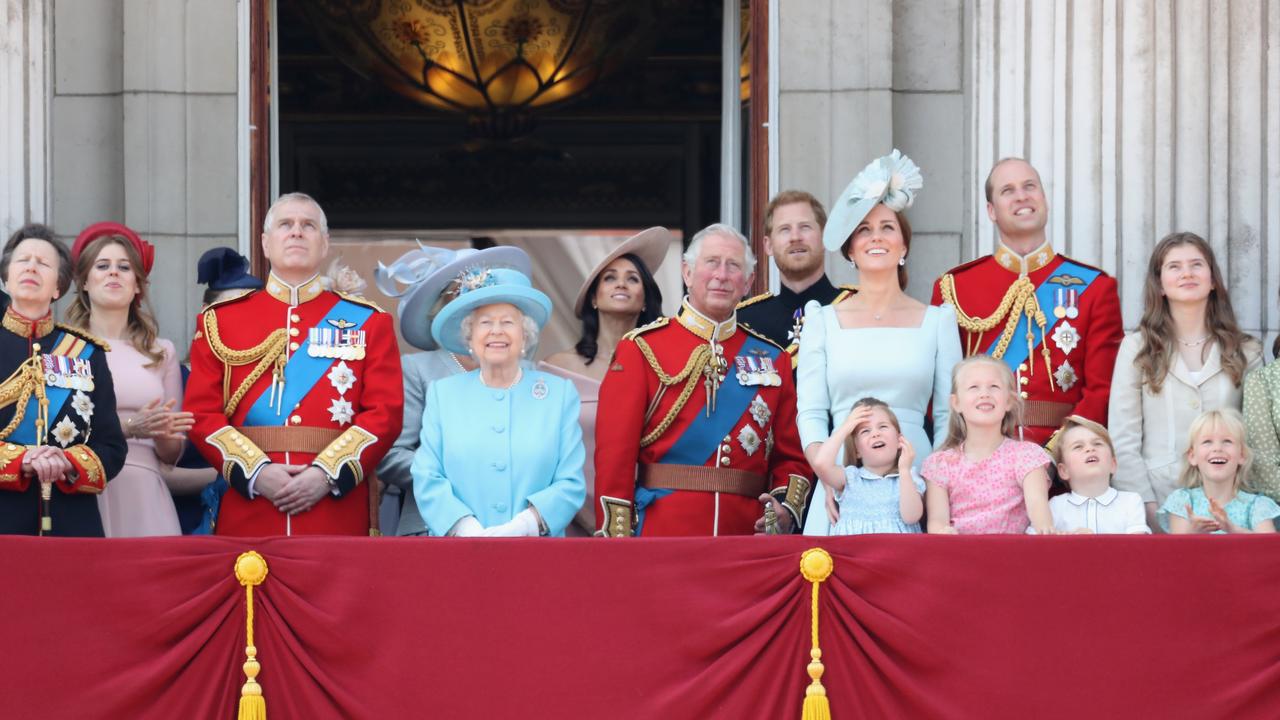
(1159, 408, 1280, 533)
(813, 397, 925, 534)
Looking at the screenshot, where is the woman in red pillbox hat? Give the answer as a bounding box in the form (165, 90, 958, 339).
(66, 222, 193, 536)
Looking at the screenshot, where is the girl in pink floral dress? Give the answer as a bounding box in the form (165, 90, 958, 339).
(922, 355, 1054, 534)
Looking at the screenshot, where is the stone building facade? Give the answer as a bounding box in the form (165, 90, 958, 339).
(2, 0, 1276, 352)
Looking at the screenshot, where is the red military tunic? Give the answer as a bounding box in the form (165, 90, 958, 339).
(185, 273, 403, 536)
(594, 300, 811, 536)
(931, 241, 1123, 446)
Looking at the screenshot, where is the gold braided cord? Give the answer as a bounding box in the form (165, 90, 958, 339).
(940, 273, 1056, 388)
(633, 336, 707, 386)
(939, 273, 1035, 359)
(203, 311, 288, 417)
(633, 338, 710, 448)
(0, 352, 47, 441)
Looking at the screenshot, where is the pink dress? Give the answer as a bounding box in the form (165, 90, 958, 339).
(536, 362, 599, 536)
(921, 438, 1051, 534)
(95, 338, 183, 537)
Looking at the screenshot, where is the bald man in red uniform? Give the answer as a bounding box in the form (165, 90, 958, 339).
(185, 193, 402, 535)
(595, 224, 811, 536)
(932, 158, 1123, 447)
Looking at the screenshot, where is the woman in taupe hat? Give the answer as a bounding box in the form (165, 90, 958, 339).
(542, 227, 669, 533)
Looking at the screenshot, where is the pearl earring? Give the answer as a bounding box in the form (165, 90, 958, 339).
(899, 257, 906, 266)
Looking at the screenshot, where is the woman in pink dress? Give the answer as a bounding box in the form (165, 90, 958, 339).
(541, 228, 668, 534)
(68, 223, 193, 537)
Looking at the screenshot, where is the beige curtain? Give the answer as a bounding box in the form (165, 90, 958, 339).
(329, 231, 684, 357)
(497, 231, 684, 360)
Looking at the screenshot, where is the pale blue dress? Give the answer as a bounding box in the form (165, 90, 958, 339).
(797, 302, 963, 536)
(831, 466, 926, 535)
(412, 369, 586, 536)
(1157, 487, 1280, 533)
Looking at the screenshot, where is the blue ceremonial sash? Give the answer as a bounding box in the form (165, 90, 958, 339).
(11, 332, 95, 445)
(659, 334, 774, 466)
(986, 259, 1101, 373)
(242, 299, 374, 427)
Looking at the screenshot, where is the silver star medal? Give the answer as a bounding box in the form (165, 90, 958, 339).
(327, 361, 357, 395)
(71, 391, 94, 422)
(1050, 321, 1080, 356)
(750, 396, 770, 426)
(1054, 360, 1078, 391)
(738, 425, 761, 456)
(328, 398, 354, 426)
(52, 416, 79, 448)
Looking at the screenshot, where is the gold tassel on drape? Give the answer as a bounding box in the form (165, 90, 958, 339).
(235, 551, 269, 720)
(799, 548, 834, 720)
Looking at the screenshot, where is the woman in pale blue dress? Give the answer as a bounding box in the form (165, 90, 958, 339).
(796, 150, 963, 535)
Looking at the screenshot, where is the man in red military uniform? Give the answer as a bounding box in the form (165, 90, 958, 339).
(932, 158, 1123, 447)
(185, 193, 403, 535)
(595, 223, 811, 536)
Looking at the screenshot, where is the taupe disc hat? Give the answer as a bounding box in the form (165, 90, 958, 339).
(572, 227, 671, 317)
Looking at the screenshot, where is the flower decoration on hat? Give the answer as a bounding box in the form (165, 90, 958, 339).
(322, 257, 368, 297)
(457, 267, 496, 293)
(823, 149, 924, 251)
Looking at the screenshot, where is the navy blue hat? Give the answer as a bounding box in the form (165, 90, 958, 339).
(197, 247, 264, 291)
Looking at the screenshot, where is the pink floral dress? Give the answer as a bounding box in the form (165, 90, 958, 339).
(921, 438, 1051, 534)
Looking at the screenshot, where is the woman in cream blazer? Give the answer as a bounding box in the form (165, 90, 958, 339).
(1109, 233, 1262, 530)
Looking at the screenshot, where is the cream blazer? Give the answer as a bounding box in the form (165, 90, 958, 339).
(1108, 332, 1262, 505)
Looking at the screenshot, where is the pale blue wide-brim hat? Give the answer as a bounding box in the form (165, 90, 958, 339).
(430, 267, 553, 355)
(376, 245, 532, 351)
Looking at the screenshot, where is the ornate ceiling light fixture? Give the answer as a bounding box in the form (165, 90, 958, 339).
(296, 0, 658, 139)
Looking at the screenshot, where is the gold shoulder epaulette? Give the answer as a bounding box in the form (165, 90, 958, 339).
(739, 322, 784, 351)
(336, 291, 386, 313)
(832, 285, 859, 304)
(54, 323, 111, 352)
(624, 316, 669, 341)
(735, 291, 773, 310)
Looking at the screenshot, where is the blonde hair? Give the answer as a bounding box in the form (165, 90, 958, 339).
(1178, 408, 1252, 492)
(1051, 415, 1115, 465)
(939, 355, 1025, 451)
(65, 235, 165, 367)
(841, 397, 902, 467)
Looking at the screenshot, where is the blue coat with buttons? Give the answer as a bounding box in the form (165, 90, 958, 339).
(412, 369, 586, 536)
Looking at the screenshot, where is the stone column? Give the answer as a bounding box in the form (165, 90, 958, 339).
(971, 0, 1278, 341)
(1, 0, 49, 237)
(776, 0, 968, 300)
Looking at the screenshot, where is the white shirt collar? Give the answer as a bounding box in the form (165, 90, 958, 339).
(1066, 486, 1119, 507)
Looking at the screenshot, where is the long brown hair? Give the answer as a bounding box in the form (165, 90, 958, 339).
(66, 235, 165, 367)
(1135, 233, 1250, 393)
(938, 355, 1025, 451)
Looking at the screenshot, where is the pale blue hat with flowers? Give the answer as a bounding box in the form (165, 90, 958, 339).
(376, 244, 532, 351)
(430, 267, 552, 355)
(823, 149, 924, 251)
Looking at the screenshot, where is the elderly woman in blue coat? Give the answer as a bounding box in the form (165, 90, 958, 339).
(411, 267, 586, 536)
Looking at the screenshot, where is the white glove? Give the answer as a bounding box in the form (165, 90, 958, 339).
(448, 515, 485, 537)
(479, 508, 542, 537)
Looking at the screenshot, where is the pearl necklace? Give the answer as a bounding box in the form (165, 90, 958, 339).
(480, 368, 523, 390)
(448, 352, 466, 372)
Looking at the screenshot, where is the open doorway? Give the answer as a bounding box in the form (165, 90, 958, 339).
(248, 0, 768, 353)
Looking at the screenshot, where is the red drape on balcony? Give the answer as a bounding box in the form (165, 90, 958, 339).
(1, 534, 1277, 719)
